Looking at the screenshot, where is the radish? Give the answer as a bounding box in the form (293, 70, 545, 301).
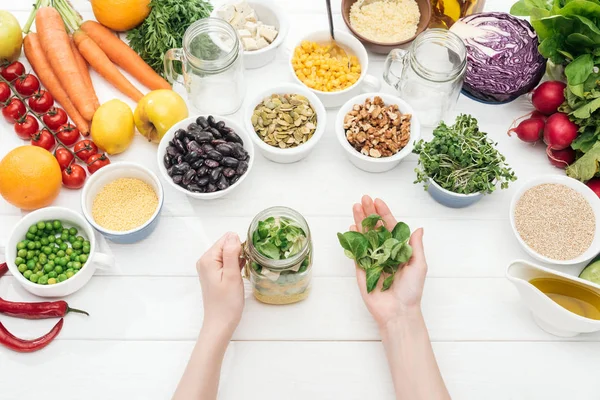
(543, 113, 578, 150)
(530, 110, 548, 122)
(532, 81, 567, 115)
(547, 147, 576, 169)
(587, 178, 600, 198)
(508, 117, 544, 142)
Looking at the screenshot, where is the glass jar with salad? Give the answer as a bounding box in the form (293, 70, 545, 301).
(243, 207, 313, 305)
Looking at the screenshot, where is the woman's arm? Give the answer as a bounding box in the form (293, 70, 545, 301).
(172, 233, 245, 400)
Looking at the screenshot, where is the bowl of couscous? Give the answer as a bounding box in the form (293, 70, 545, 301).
(81, 162, 164, 244)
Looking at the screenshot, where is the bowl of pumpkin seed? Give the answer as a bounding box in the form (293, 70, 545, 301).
(244, 83, 326, 163)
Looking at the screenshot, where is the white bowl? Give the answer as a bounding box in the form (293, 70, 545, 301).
(1, 207, 115, 297)
(509, 175, 600, 265)
(244, 83, 326, 164)
(335, 92, 421, 173)
(211, 0, 289, 69)
(81, 162, 164, 244)
(157, 115, 255, 200)
(289, 30, 381, 108)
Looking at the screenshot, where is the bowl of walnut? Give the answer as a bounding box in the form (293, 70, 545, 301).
(335, 93, 420, 173)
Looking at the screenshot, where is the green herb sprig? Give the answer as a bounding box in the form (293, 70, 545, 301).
(413, 114, 516, 195)
(338, 216, 412, 293)
(252, 217, 307, 261)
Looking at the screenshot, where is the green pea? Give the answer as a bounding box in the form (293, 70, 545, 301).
(34, 241, 41, 249)
(46, 260, 55, 268)
(17, 249, 27, 258)
(54, 266, 63, 274)
(48, 254, 56, 261)
(66, 268, 74, 273)
(78, 254, 88, 264)
(39, 255, 47, 265)
(48, 271, 57, 279)
(38, 275, 48, 285)
(83, 240, 90, 247)
(65, 271, 74, 279)
(17, 241, 26, 250)
(40, 237, 49, 246)
(34, 250, 40, 256)
(66, 248, 73, 256)
(33, 266, 41, 274)
(47, 235, 55, 243)
(72, 261, 82, 270)
(57, 257, 68, 267)
(57, 274, 67, 282)
(14, 257, 24, 266)
(60, 233, 69, 241)
(82, 246, 90, 254)
(70, 253, 78, 261)
(32, 256, 38, 263)
(45, 222, 53, 231)
(28, 225, 38, 234)
(48, 278, 57, 285)
(59, 243, 68, 251)
(69, 227, 77, 236)
(34, 221, 44, 230)
(29, 273, 39, 283)
(44, 264, 53, 273)
(53, 220, 62, 231)
(62, 228, 69, 235)
(76, 235, 84, 242)
(26, 232, 35, 240)
(26, 250, 35, 259)
(23, 270, 32, 279)
(66, 262, 73, 269)
(17, 264, 27, 273)
(26, 260, 35, 270)
(27, 241, 35, 250)
(72, 241, 82, 250)
(43, 246, 52, 255)
(56, 250, 65, 258)
(55, 238, 63, 245)
(68, 235, 76, 243)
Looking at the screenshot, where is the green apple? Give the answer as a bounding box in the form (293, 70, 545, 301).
(134, 90, 188, 143)
(0, 11, 23, 62)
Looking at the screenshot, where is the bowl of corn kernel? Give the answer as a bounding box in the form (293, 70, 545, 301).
(289, 30, 381, 108)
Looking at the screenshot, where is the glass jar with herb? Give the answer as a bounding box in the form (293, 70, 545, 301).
(243, 207, 313, 305)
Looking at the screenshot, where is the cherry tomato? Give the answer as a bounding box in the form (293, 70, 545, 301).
(28, 90, 54, 114)
(55, 123, 80, 146)
(2, 98, 26, 123)
(0, 82, 10, 103)
(14, 74, 40, 97)
(62, 164, 87, 189)
(74, 140, 98, 162)
(31, 129, 56, 151)
(55, 146, 75, 170)
(14, 114, 39, 140)
(42, 107, 68, 131)
(0, 61, 25, 82)
(87, 153, 110, 174)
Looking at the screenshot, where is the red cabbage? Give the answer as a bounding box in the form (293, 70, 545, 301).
(450, 12, 545, 104)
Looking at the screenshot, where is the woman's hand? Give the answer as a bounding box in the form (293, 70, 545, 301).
(351, 195, 427, 330)
(196, 232, 245, 339)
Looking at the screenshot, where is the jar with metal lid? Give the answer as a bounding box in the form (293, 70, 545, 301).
(243, 206, 313, 305)
(164, 17, 246, 115)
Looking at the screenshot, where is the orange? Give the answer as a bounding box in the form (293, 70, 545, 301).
(91, 0, 151, 32)
(0, 146, 62, 210)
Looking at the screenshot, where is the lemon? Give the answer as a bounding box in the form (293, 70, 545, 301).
(0, 11, 23, 62)
(91, 100, 135, 155)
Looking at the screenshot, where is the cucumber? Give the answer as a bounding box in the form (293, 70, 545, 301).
(579, 260, 600, 285)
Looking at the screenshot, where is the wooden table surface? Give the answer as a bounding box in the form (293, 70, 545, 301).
(0, 1, 598, 399)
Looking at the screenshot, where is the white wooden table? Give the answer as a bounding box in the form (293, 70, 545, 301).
(0, 1, 598, 399)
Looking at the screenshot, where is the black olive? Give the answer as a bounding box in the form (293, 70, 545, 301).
(167, 166, 175, 177)
(173, 162, 191, 175)
(201, 144, 215, 153)
(174, 129, 187, 140)
(217, 175, 229, 190)
(230, 175, 240, 184)
(175, 155, 184, 164)
(174, 139, 187, 154)
(210, 167, 223, 183)
(194, 131, 213, 143)
(211, 139, 227, 146)
(221, 157, 239, 168)
(216, 121, 226, 130)
(187, 183, 203, 193)
(206, 183, 217, 193)
(196, 176, 210, 186)
(163, 154, 172, 169)
(197, 166, 209, 176)
(166, 146, 180, 157)
(187, 140, 203, 154)
(182, 169, 196, 185)
(204, 159, 220, 168)
(184, 151, 201, 163)
(172, 175, 183, 184)
(215, 143, 233, 156)
(236, 161, 249, 175)
(223, 167, 236, 178)
(207, 115, 216, 127)
(191, 159, 204, 170)
(207, 150, 223, 161)
(225, 131, 243, 144)
(196, 116, 209, 129)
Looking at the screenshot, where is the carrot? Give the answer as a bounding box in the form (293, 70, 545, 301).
(73, 30, 144, 102)
(80, 21, 171, 91)
(23, 33, 90, 136)
(70, 37, 100, 109)
(35, 7, 98, 121)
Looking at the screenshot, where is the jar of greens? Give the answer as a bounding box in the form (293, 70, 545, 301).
(243, 207, 313, 305)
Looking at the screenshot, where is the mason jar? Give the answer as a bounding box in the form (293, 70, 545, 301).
(243, 207, 313, 305)
(164, 18, 246, 115)
(383, 29, 467, 127)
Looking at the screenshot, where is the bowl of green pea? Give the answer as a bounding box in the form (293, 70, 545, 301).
(2, 207, 115, 297)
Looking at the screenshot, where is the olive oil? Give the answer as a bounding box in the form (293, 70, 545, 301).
(529, 278, 600, 320)
(429, 0, 485, 29)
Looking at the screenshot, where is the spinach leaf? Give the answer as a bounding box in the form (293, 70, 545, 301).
(382, 274, 395, 291)
(338, 232, 369, 260)
(567, 141, 600, 181)
(358, 257, 372, 270)
(377, 226, 392, 243)
(391, 222, 411, 243)
(362, 214, 383, 231)
(366, 230, 380, 250)
(366, 267, 383, 293)
(253, 216, 307, 260)
(393, 243, 413, 264)
(565, 54, 594, 85)
(257, 243, 281, 260)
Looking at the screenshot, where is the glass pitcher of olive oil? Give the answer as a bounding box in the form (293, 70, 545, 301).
(429, 0, 485, 28)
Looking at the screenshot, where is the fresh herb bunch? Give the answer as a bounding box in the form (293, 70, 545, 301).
(252, 217, 307, 261)
(413, 114, 516, 195)
(338, 215, 412, 293)
(126, 0, 213, 78)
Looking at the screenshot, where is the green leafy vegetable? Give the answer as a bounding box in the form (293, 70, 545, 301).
(337, 215, 413, 293)
(567, 141, 600, 181)
(253, 217, 308, 260)
(413, 115, 517, 195)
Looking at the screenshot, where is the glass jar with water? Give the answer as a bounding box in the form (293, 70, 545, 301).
(383, 29, 467, 127)
(164, 18, 245, 115)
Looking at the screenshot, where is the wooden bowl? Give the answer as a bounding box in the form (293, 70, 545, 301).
(341, 0, 431, 54)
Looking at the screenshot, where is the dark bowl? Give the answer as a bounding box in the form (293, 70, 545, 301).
(342, 0, 432, 54)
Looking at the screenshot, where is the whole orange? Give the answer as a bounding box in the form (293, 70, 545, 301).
(0, 146, 62, 210)
(91, 0, 151, 32)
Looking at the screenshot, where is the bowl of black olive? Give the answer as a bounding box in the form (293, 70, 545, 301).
(157, 115, 254, 199)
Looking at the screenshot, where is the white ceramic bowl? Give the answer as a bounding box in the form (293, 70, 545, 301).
(335, 92, 420, 173)
(509, 175, 600, 265)
(244, 83, 326, 163)
(289, 30, 381, 108)
(1, 207, 115, 297)
(157, 115, 255, 200)
(81, 162, 164, 244)
(211, 0, 289, 69)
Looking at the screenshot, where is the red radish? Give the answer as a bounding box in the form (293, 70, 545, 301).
(543, 113, 578, 150)
(532, 81, 567, 115)
(508, 118, 544, 142)
(587, 178, 600, 198)
(547, 147, 576, 169)
(530, 110, 548, 122)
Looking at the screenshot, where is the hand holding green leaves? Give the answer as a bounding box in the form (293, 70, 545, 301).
(338, 215, 412, 293)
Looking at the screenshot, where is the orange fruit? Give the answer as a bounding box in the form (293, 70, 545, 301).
(91, 0, 151, 32)
(0, 146, 62, 210)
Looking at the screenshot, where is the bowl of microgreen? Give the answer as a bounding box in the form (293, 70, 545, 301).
(413, 114, 517, 208)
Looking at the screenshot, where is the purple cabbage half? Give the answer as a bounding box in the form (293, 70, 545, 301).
(450, 12, 546, 104)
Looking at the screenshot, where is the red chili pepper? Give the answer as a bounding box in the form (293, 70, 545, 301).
(0, 262, 7, 278)
(0, 297, 89, 319)
(0, 318, 63, 353)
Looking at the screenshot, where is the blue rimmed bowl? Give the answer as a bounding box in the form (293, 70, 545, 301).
(426, 179, 483, 208)
(81, 162, 164, 244)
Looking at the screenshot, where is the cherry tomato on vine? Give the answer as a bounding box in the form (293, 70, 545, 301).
(55, 146, 75, 170)
(31, 129, 56, 151)
(14, 74, 40, 97)
(74, 140, 98, 162)
(87, 153, 110, 174)
(1, 61, 25, 82)
(62, 164, 87, 189)
(42, 107, 68, 131)
(28, 90, 54, 114)
(14, 114, 39, 140)
(2, 98, 26, 123)
(0, 82, 10, 103)
(55, 123, 80, 146)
